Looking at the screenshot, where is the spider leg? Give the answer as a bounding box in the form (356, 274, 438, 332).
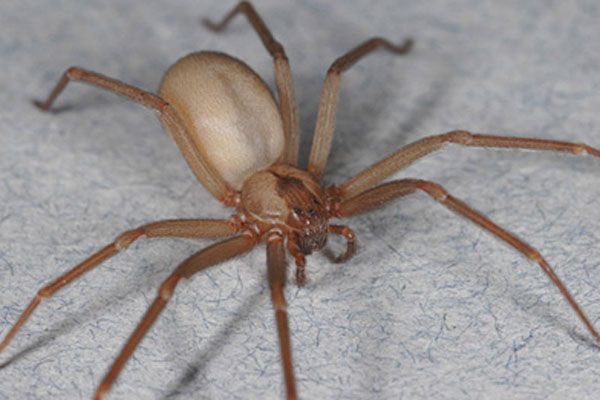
(328, 224, 357, 263)
(0, 219, 238, 355)
(267, 233, 297, 400)
(308, 37, 413, 179)
(32, 68, 237, 205)
(339, 130, 600, 199)
(95, 233, 257, 399)
(334, 179, 600, 344)
(203, 1, 300, 165)
(286, 238, 307, 287)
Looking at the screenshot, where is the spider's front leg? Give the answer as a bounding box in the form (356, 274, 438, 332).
(267, 233, 297, 399)
(0, 219, 238, 356)
(286, 238, 307, 287)
(95, 233, 257, 399)
(339, 130, 600, 199)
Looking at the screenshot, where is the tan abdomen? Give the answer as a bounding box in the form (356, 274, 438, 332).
(159, 52, 285, 190)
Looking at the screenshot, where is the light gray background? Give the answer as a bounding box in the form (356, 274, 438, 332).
(1, 1, 599, 399)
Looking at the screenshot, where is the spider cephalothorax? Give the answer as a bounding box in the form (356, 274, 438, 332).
(239, 164, 337, 283)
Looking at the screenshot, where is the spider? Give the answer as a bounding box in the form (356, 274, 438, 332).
(1, 2, 599, 399)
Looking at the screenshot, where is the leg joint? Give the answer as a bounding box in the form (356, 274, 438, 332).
(273, 47, 288, 61)
(340, 226, 356, 241)
(445, 130, 473, 144)
(271, 289, 287, 311)
(526, 249, 544, 263)
(159, 275, 181, 301)
(574, 143, 587, 154)
(327, 64, 342, 76)
(238, 1, 253, 12)
(65, 66, 83, 79)
(115, 228, 145, 251)
(416, 180, 449, 201)
(37, 287, 51, 299)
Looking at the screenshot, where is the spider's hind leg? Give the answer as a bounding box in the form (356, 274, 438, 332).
(32, 67, 165, 112)
(32, 66, 237, 204)
(267, 233, 297, 399)
(202, 1, 300, 166)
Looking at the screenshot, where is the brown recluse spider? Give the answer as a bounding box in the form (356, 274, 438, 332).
(1, 1, 600, 399)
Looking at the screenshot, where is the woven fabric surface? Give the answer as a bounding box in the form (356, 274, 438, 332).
(1, 1, 600, 399)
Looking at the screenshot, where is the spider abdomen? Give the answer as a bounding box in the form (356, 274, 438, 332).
(159, 51, 285, 190)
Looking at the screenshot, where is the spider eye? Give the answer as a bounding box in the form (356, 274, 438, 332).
(293, 207, 303, 216)
(308, 208, 316, 216)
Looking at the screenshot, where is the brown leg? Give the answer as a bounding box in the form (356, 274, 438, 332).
(328, 224, 357, 263)
(33, 67, 236, 204)
(286, 238, 307, 287)
(203, 1, 300, 165)
(95, 233, 257, 399)
(308, 37, 413, 179)
(334, 179, 600, 345)
(339, 130, 600, 199)
(0, 219, 238, 355)
(267, 233, 297, 400)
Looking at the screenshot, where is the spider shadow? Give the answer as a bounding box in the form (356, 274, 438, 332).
(507, 283, 600, 350)
(0, 336, 48, 370)
(162, 289, 265, 399)
(0, 248, 195, 370)
(0, 306, 101, 371)
(568, 328, 600, 349)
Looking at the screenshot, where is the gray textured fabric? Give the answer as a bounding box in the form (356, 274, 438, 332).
(1, 1, 600, 399)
